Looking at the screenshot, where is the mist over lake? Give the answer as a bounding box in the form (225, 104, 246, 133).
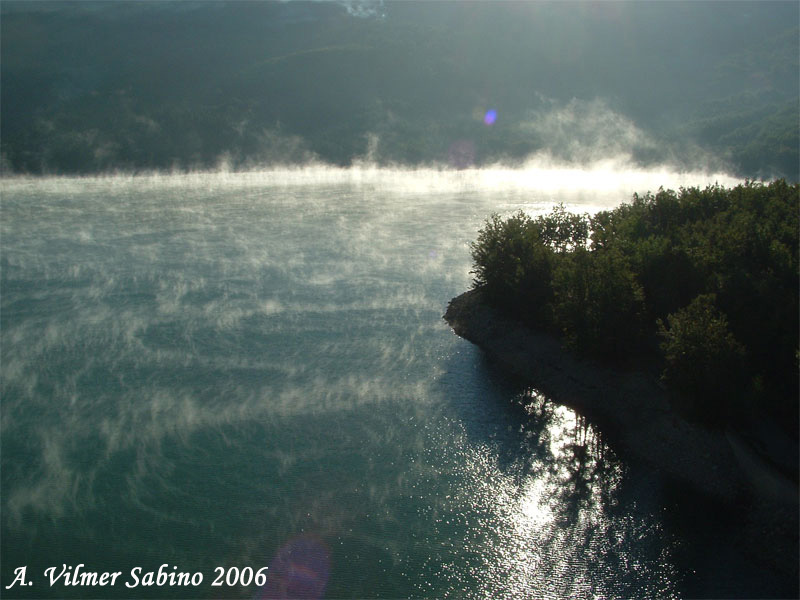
(6, 167, 792, 599)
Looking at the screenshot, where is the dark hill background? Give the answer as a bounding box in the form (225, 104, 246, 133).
(2, 0, 797, 179)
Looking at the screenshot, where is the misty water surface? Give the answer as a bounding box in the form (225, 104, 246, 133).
(3, 166, 764, 599)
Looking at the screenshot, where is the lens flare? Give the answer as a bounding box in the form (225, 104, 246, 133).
(484, 109, 497, 125)
(257, 535, 330, 599)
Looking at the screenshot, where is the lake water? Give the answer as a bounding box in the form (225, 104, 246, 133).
(2, 166, 775, 599)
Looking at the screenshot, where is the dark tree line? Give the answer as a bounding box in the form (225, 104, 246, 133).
(471, 180, 799, 430)
(1, 2, 797, 178)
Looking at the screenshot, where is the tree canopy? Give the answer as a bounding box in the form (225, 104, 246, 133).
(470, 180, 799, 429)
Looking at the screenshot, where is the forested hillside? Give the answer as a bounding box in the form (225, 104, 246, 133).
(2, 1, 798, 178)
(470, 180, 799, 431)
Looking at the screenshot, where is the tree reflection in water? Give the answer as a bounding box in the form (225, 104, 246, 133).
(519, 388, 622, 523)
(446, 386, 677, 599)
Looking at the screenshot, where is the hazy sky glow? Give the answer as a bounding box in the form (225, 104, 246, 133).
(1, 0, 795, 178)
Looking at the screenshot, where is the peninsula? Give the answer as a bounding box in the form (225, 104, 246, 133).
(445, 181, 799, 578)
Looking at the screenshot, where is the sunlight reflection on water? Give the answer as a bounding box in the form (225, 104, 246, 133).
(430, 389, 679, 599)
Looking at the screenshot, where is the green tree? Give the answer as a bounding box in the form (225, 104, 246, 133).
(658, 294, 747, 424)
(536, 203, 590, 253)
(552, 246, 646, 358)
(470, 211, 554, 324)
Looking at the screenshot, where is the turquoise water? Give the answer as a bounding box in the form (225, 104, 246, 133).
(0, 168, 764, 599)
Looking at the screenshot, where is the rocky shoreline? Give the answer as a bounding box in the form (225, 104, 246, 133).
(444, 289, 799, 555)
